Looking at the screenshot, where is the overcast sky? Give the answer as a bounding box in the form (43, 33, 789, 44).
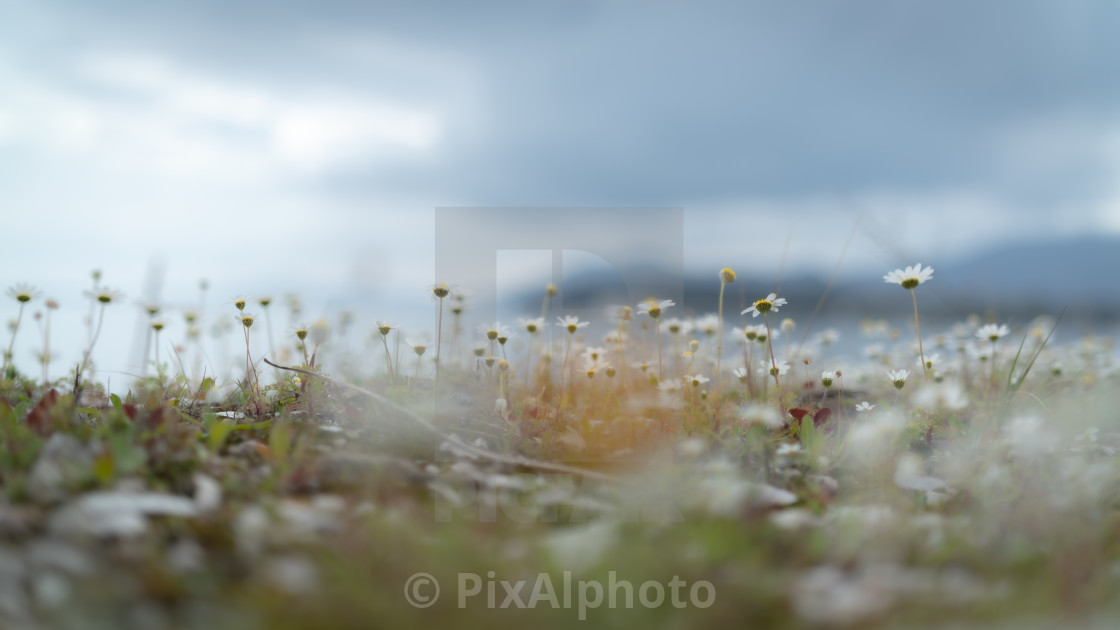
(2, 0, 1119, 380)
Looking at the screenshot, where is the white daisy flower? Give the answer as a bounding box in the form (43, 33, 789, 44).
(883, 263, 934, 289)
(518, 316, 547, 334)
(887, 369, 910, 389)
(760, 359, 791, 376)
(821, 371, 836, 387)
(855, 401, 875, 412)
(637, 299, 675, 320)
(916, 352, 942, 371)
(976, 323, 1010, 342)
(556, 315, 589, 334)
(732, 367, 749, 383)
(686, 374, 710, 387)
(742, 293, 787, 318)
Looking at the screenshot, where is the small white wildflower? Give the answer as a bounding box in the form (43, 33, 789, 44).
(887, 369, 910, 390)
(976, 323, 1010, 342)
(556, 315, 589, 334)
(742, 293, 787, 318)
(884, 263, 933, 289)
(637, 299, 675, 320)
(760, 359, 791, 376)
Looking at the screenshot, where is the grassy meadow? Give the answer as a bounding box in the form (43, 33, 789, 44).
(1, 264, 1118, 630)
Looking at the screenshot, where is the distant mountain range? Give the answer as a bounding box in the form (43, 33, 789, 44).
(520, 234, 1120, 327)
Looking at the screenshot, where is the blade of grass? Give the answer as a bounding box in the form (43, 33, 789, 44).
(1006, 307, 1065, 395)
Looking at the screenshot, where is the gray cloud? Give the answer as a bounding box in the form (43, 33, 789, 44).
(9, 0, 1118, 207)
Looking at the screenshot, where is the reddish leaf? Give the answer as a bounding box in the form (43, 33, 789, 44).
(788, 408, 809, 421)
(813, 407, 832, 427)
(24, 389, 59, 435)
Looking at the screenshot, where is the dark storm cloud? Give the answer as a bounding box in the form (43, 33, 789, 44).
(9, 0, 1120, 206)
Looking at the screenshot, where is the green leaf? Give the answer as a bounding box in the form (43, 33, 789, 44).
(269, 420, 292, 467)
(110, 393, 122, 410)
(206, 415, 235, 453)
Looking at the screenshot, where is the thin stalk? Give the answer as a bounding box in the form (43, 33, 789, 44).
(911, 289, 928, 380)
(42, 307, 52, 386)
(524, 333, 534, 385)
(435, 297, 444, 388)
(990, 340, 998, 390)
(764, 314, 779, 388)
(560, 332, 574, 401)
(614, 319, 629, 388)
(716, 280, 727, 387)
(154, 329, 161, 377)
(380, 336, 393, 380)
(3, 302, 25, 372)
(82, 303, 107, 368)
